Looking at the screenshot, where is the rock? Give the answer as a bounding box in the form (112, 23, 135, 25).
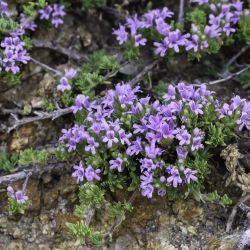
(113, 234, 139, 250)
(44, 190, 59, 210)
(9, 126, 34, 152)
(7, 241, 23, 250)
(205, 234, 239, 250)
(13, 228, 22, 238)
(26, 179, 41, 212)
(172, 199, 203, 224)
(31, 97, 44, 109)
(77, 25, 93, 47)
(38, 244, 50, 250)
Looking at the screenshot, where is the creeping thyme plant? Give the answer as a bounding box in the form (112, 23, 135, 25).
(113, 0, 250, 60)
(1, 0, 250, 246)
(60, 82, 250, 244)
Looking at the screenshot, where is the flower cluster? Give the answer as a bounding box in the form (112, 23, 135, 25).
(0, 36, 30, 73)
(0, 0, 10, 17)
(7, 186, 28, 204)
(57, 68, 77, 92)
(113, 0, 249, 57)
(38, 4, 66, 28)
(60, 82, 250, 199)
(0, 2, 66, 74)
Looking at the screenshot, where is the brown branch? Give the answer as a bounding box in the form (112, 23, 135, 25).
(194, 65, 250, 87)
(223, 45, 250, 74)
(0, 162, 69, 186)
(32, 39, 88, 62)
(105, 190, 137, 240)
(6, 107, 72, 133)
(30, 57, 63, 76)
(22, 172, 32, 193)
(129, 59, 160, 87)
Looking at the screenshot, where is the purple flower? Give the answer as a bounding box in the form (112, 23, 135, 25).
(39, 5, 53, 20)
(20, 14, 37, 31)
(119, 129, 132, 145)
(140, 158, 156, 171)
(167, 30, 187, 53)
(72, 95, 91, 113)
(7, 186, 15, 199)
(154, 40, 168, 57)
(140, 171, 154, 198)
(85, 165, 101, 182)
(51, 4, 66, 28)
(142, 11, 156, 28)
(0, 1, 10, 17)
(219, 103, 233, 119)
(189, 101, 203, 115)
(237, 102, 250, 130)
(186, 34, 199, 52)
(102, 130, 119, 148)
(167, 168, 182, 188)
(177, 82, 194, 100)
(85, 137, 99, 154)
(7, 186, 29, 204)
(158, 7, 174, 19)
(223, 23, 236, 36)
(145, 141, 162, 159)
(110, 158, 123, 172)
(163, 84, 176, 101)
(57, 77, 71, 92)
(126, 15, 144, 37)
(133, 119, 148, 134)
(156, 18, 170, 36)
(161, 120, 176, 140)
(141, 184, 154, 198)
(126, 137, 143, 156)
(65, 68, 77, 79)
(194, 0, 209, 5)
(72, 161, 85, 183)
(184, 168, 198, 184)
(204, 25, 221, 38)
(157, 189, 166, 197)
(191, 128, 203, 151)
(134, 34, 147, 47)
(176, 127, 191, 146)
(91, 122, 103, 134)
(113, 25, 128, 45)
(176, 147, 188, 163)
(15, 191, 29, 204)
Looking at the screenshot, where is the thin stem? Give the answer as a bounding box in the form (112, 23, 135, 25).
(223, 45, 250, 74)
(22, 172, 32, 193)
(106, 190, 137, 239)
(194, 65, 250, 86)
(30, 57, 63, 76)
(178, 0, 185, 25)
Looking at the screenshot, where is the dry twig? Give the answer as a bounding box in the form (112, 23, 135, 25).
(0, 162, 69, 186)
(105, 190, 137, 240)
(6, 107, 72, 133)
(30, 57, 63, 76)
(32, 39, 88, 62)
(129, 59, 160, 87)
(194, 65, 250, 87)
(223, 45, 250, 75)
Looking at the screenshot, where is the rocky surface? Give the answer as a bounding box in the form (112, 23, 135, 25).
(0, 167, 244, 249)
